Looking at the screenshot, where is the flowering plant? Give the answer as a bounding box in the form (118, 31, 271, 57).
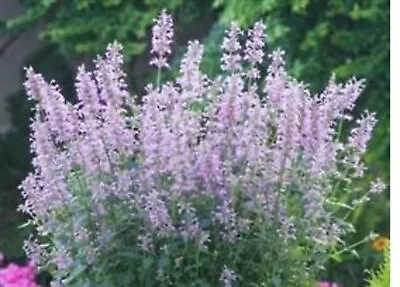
(366, 247, 390, 287)
(0, 251, 39, 287)
(19, 10, 385, 286)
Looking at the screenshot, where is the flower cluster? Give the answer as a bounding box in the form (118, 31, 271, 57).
(317, 282, 340, 287)
(150, 9, 174, 69)
(20, 10, 384, 286)
(371, 235, 390, 252)
(0, 261, 38, 287)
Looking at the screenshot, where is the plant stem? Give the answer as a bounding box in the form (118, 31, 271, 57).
(336, 119, 344, 142)
(157, 67, 161, 90)
(330, 235, 371, 259)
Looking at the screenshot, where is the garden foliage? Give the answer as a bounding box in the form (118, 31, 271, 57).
(366, 248, 390, 287)
(6, 0, 209, 59)
(20, 11, 385, 286)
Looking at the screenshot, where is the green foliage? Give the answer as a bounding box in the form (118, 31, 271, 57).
(36, 183, 328, 286)
(7, 0, 208, 59)
(366, 248, 390, 287)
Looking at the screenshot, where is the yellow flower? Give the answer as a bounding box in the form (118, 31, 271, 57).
(371, 236, 390, 251)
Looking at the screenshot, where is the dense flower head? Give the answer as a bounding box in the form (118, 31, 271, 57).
(20, 11, 383, 286)
(178, 40, 208, 99)
(348, 111, 377, 154)
(317, 281, 340, 287)
(244, 21, 266, 79)
(370, 178, 386, 194)
(220, 266, 237, 287)
(221, 22, 243, 72)
(150, 9, 174, 68)
(0, 261, 38, 287)
(371, 235, 390, 251)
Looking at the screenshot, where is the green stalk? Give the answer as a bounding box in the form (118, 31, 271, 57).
(157, 67, 161, 90)
(330, 235, 372, 259)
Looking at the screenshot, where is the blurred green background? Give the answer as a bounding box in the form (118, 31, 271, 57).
(0, 1, 389, 286)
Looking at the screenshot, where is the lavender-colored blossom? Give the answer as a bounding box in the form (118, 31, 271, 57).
(333, 77, 365, 121)
(244, 21, 266, 79)
(51, 247, 73, 271)
(94, 43, 128, 109)
(270, 82, 307, 183)
(195, 140, 225, 192)
(370, 178, 386, 194)
(75, 65, 102, 121)
(137, 234, 153, 252)
(300, 90, 314, 158)
(25, 67, 76, 144)
(141, 190, 175, 236)
(103, 41, 126, 80)
(220, 266, 237, 287)
(214, 200, 240, 242)
(309, 101, 336, 177)
(150, 9, 174, 68)
(217, 74, 244, 130)
(24, 117, 71, 216)
(264, 49, 287, 112)
(244, 21, 266, 64)
(178, 40, 207, 98)
(235, 86, 269, 165)
(221, 22, 242, 72)
(348, 111, 377, 154)
(23, 238, 47, 268)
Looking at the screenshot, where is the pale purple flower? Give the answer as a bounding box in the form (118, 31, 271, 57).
(24, 118, 71, 216)
(141, 190, 175, 236)
(23, 238, 47, 268)
(370, 178, 386, 194)
(244, 21, 266, 79)
(94, 44, 128, 109)
(52, 247, 73, 271)
(25, 67, 76, 144)
(178, 40, 207, 98)
(217, 74, 244, 130)
(265, 49, 287, 112)
(300, 91, 314, 158)
(221, 22, 242, 72)
(309, 101, 336, 177)
(220, 266, 237, 287)
(75, 65, 102, 121)
(137, 234, 153, 252)
(214, 200, 240, 242)
(150, 9, 174, 68)
(348, 111, 377, 154)
(195, 140, 225, 192)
